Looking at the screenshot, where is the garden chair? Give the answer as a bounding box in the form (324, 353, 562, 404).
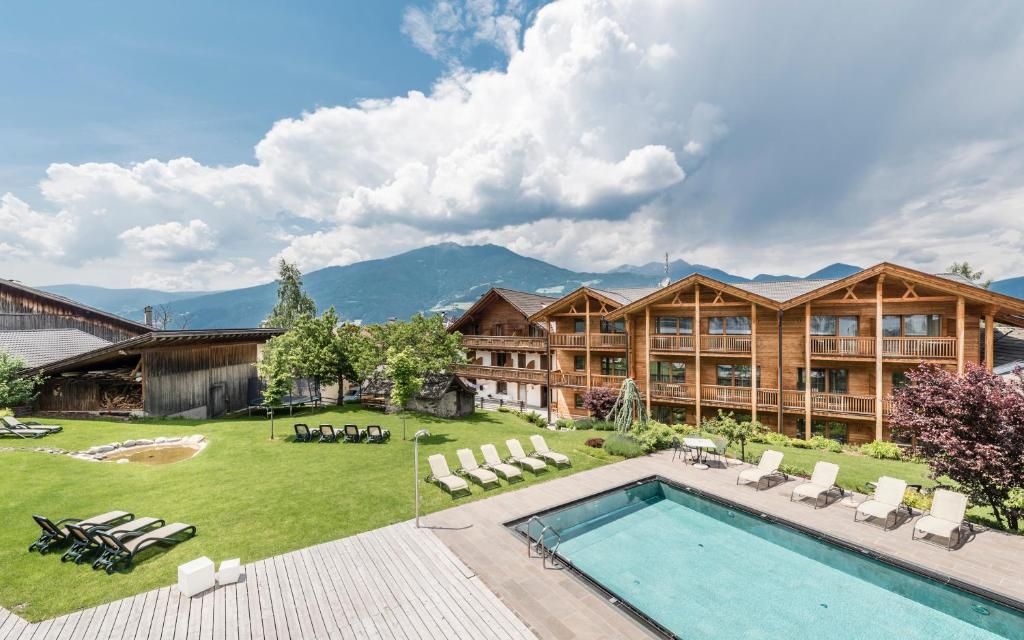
(318, 424, 339, 443)
(456, 448, 499, 488)
(505, 439, 547, 473)
(366, 425, 391, 443)
(62, 517, 165, 564)
(426, 454, 470, 497)
(706, 437, 728, 468)
(480, 444, 523, 482)
(1, 424, 48, 439)
(92, 522, 198, 574)
(737, 450, 786, 490)
(3, 416, 62, 433)
(912, 489, 971, 549)
(29, 511, 134, 554)
(529, 434, 570, 467)
(790, 461, 843, 508)
(343, 424, 365, 443)
(293, 423, 317, 442)
(855, 476, 910, 530)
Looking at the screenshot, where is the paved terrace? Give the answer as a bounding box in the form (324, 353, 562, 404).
(3, 452, 1022, 639)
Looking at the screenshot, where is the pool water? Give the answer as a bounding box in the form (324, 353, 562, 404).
(515, 480, 1022, 639)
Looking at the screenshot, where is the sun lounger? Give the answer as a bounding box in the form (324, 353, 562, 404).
(0, 424, 49, 439)
(456, 448, 499, 488)
(505, 439, 546, 473)
(913, 489, 970, 549)
(480, 444, 523, 482)
(343, 424, 365, 443)
(366, 425, 390, 443)
(790, 461, 843, 508)
(63, 517, 165, 565)
(93, 522, 197, 573)
(293, 423, 317, 442)
(426, 454, 470, 497)
(855, 476, 910, 530)
(29, 511, 134, 554)
(318, 424, 339, 443)
(737, 450, 786, 490)
(3, 416, 62, 433)
(529, 435, 570, 467)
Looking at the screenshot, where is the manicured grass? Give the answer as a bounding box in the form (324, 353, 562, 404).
(0, 406, 617, 621)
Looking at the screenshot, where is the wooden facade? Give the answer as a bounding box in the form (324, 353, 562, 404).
(0, 278, 149, 342)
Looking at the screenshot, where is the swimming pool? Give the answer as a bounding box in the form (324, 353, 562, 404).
(508, 477, 1024, 639)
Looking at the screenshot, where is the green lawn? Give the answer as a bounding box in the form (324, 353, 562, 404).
(0, 406, 618, 621)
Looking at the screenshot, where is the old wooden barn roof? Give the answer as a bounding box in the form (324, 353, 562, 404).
(0, 329, 113, 368)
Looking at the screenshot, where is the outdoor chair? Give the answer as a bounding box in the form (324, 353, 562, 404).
(706, 437, 728, 468)
(426, 454, 470, 498)
(480, 444, 523, 482)
(293, 423, 317, 442)
(318, 424, 339, 443)
(366, 425, 391, 443)
(343, 424, 366, 443)
(912, 489, 971, 549)
(3, 416, 62, 433)
(456, 448, 499, 488)
(529, 435, 570, 467)
(855, 476, 911, 530)
(29, 511, 134, 554)
(92, 522, 198, 574)
(505, 439, 547, 473)
(790, 461, 844, 508)
(62, 517, 165, 564)
(737, 450, 786, 490)
(0, 424, 49, 439)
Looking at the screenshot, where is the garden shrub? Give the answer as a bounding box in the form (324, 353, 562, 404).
(497, 406, 510, 413)
(861, 440, 903, 460)
(585, 437, 605, 448)
(573, 417, 595, 429)
(629, 420, 685, 452)
(603, 434, 646, 458)
(903, 488, 933, 512)
(592, 420, 617, 431)
(789, 438, 814, 449)
(556, 418, 575, 430)
(759, 431, 790, 447)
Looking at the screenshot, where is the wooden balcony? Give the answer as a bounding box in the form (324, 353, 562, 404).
(650, 382, 695, 402)
(810, 336, 875, 358)
(650, 335, 695, 352)
(549, 333, 626, 349)
(455, 364, 547, 385)
(700, 335, 752, 354)
(552, 372, 587, 387)
(810, 336, 957, 360)
(811, 393, 876, 416)
(592, 374, 625, 390)
(701, 384, 752, 405)
(550, 333, 586, 348)
(461, 335, 546, 351)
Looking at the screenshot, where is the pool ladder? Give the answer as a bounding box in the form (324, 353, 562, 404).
(525, 515, 562, 569)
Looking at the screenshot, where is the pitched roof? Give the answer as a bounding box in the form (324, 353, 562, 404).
(993, 325, 1024, 369)
(363, 372, 475, 400)
(730, 279, 839, 303)
(588, 287, 662, 305)
(0, 277, 151, 334)
(0, 329, 112, 368)
(492, 288, 558, 317)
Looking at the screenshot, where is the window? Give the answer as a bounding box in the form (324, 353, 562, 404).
(496, 381, 508, 394)
(797, 367, 826, 392)
(828, 369, 849, 394)
(797, 419, 848, 443)
(656, 317, 693, 334)
(650, 361, 686, 383)
(573, 319, 585, 333)
(600, 318, 625, 333)
(574, 393, 584, 409)
(528, 324, 544, 337)
(652, 405, 687, 425)
(600, 357, 626, 376)
(892, 371, 911, 389)
(798, 367, 848, 393)
(883, 315, 902, 337)
(573, 355, 586, 371)
(811, 315, 859, 336)
(883, 314, 942, 337)
(839, 316, 859, 336)
(717, 364, 756, 387)
(494, 352, 509, 367)
(517, 353, 527, 368)
(709, 316, 751, 335)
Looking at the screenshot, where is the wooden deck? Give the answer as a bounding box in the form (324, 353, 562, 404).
(0, 522, 535, 640)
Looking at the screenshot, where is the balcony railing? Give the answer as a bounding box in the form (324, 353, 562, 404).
(550, 333, 587, 348)
(882, 337, 956, 359)
(590, 333, 627, 349)
(700, 335, 752, 354)
(650, 335, 695, 352)
(701, 384, 752, 404)
(461, 335, 546, 351)
(811, 393, 876, 416)
(552, 372, 587, 387)
(592, 375, 626, 389)
(650, 382, 695, 401)
(810, 336, 875, 357)
(455, 364, 548, 385)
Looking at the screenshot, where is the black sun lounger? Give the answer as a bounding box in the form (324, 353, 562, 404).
(1, 425, 48, 439)
(318, 424, 339, 443)
(343, 424, 365, 442)
(3, 416, 62, 433)
(29, 511, 134, 554)
(293, 423, 319, 442)
(366, 425, 390, 443)
(93, 522, 197, 574)
(63, 517, 166, 564)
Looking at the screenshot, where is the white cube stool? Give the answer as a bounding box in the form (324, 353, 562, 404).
(178, 556, 215, 597)
(218, 558, 242, 585)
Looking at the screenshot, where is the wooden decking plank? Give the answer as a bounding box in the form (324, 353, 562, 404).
(170, 590, 191, 640)
(211, 581, 225, 640)
(0, 610, 21, 640)
(78, 602, 109, 640)
(254, 561, 283, 640)
(245, 563, 269, 640)
(341, 536, 410, 640)
(222, 580, 238, 640)
(185, 590, 203, 640)
(261, 558, 293, 640)
(26, 618, 53, 640)
(120, 592, 148, 640)
(309, 542, 363, 640)
(269, 555, 304, 640)
(144, 588, 169, 640)
(51, 610, 82, 640)
(289, 549, 328, 640)
(307, 544, 358, 640)
(295, 547, 344, 639)
(94, 598, 125, 640)
(323, 537, 378, 638)
(352, 531, 433, 640)
(198, 586, 215, 640)
(327, 538, 384, 638)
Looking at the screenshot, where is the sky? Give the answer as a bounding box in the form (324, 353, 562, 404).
(2, 0, 1024, 291)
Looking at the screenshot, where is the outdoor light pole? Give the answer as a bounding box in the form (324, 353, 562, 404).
(414, 429, 431, 528)
(267, 407, 275, 440)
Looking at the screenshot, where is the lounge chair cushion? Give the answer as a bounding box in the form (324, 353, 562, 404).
(529, 435, 569, 465)
(913, 489, 968, 539)
(857, 499, 898, 521)
(428, 454, 469, 493)
(738, 467, 771, 484)
(792, 482, 832, 501)
(480, 444, 523, 480)
(506, 439, 546, 471)
(467, 468, 498, 486)
(123, 523, 195, 553)
(456, 448, 498, 485)
(914, 514, 961, 539)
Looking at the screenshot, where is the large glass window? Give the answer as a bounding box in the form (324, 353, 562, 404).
(708, 316, 751, 335)
(573, 319, 585, 333)
(892, 371, 911, 388)
(883, 315, 902, 337)
(828, 369, 849, 394)
(495, 352, 509, 367)
(839, 316, 859, 336)
(573, 355, 586, 371)
(600, 357, 626, 376)
(600, 318, 625, 333)
(574, 393, 584, 409)
(717, 364, 757, 387)
(497, 381, 508, 394)
(656, 317, 693, 334)
(812, 315, 859, 336)
(904, 314, 941, 337)
(650, 361, 686, 383)
(797, 367, 826, 392)
(798, 367, 848, 393)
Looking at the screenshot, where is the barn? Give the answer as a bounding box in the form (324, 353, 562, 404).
(362, 373, 477, 418)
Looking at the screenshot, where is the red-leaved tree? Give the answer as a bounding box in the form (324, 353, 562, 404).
(582, 387, 617, 420)
(889, 363, 1024, 531)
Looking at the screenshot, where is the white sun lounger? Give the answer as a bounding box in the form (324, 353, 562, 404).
(427, 454, 469, 497)
(855, 476, 910, 530)
(737, 450, 785, 490)
(529, 435, 570, 467)
(913, 489, 970, 549)
(480, 444, 523, 481)
(790, 461, 843, 508)
(456, 448, 499, 488)
(506, 439, 546, 473)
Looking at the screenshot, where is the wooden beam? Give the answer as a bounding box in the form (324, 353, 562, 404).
(804, 302, 811, 440)
(585, 296, 592, 389)
(956, 296, 965, 374)
(750, 303, 758, 423)
(645, 307, 651, 414)
(875, 276, 884, 441)
(694, 284, 701, 426)
(985, 313, 994, 372)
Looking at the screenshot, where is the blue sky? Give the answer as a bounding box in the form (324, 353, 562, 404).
(2, 1, 1023, 291)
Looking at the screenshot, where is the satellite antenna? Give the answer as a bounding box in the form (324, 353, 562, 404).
(660, 252, 671, 287)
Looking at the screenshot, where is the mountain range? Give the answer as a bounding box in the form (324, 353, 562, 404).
(34, 243, 1024, 328)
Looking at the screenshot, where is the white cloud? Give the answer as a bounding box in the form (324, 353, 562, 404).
(119, 219, 216, 260)
(402, 0, 527, 62)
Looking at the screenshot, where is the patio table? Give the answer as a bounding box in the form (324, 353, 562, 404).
(683, 437, 717, 470)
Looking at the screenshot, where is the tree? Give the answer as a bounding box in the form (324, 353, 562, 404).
(255, 334, 295, 439)
(288, 307, 349, 395)
(889, 363, 1024, 531)
(947, 261, 992, 289)
(262, 259, 316, 329)
(385, 346, 423, 410)
(0, 352, 42, 409)
(608, 378, 648, 434)
(703, 410, 762, 463)
(347, 313, 464, 383)
(152, 304, 192, 330)
(581, 387, 617, 420)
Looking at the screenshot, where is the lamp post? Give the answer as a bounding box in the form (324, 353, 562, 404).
(267, 407, 275, 440)
(413, 429, 431, 528)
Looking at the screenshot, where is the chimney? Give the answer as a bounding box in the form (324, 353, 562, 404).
(144, 305, 154, 327)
